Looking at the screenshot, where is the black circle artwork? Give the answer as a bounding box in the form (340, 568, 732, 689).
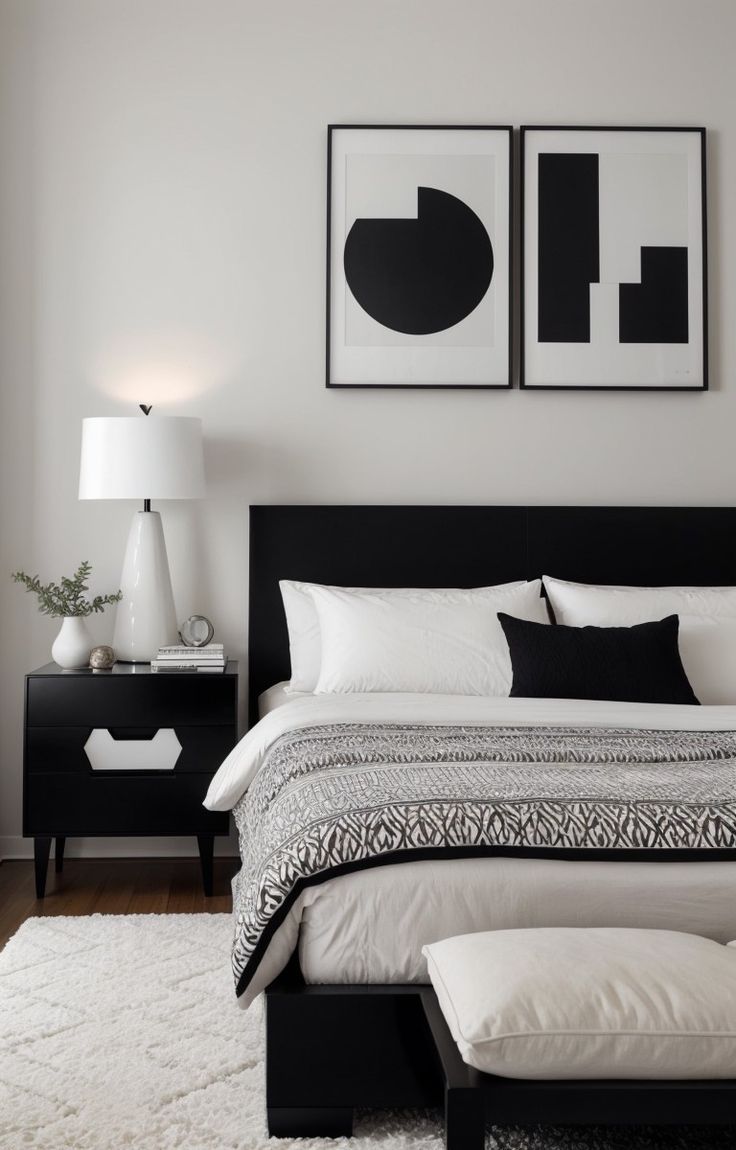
(343, 186, 494, 336)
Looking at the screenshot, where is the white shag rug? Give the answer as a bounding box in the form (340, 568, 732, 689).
(0, 914, 443, 1150)
(1, 914, 731, 1150)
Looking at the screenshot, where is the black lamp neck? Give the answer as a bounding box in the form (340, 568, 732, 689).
(143, 498, 151, 513)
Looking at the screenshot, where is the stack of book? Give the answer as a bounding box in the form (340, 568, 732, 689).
(151, 643, 227, 673)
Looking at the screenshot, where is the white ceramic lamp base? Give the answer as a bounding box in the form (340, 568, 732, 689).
(113, 510, 178, 663)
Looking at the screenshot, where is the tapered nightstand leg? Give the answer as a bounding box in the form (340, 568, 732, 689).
(197, 834, 215, 896)
(34, 836, 52, 898)
(55, 836, 66, 873)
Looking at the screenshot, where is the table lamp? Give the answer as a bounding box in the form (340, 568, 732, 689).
(79, 408, 205, 662)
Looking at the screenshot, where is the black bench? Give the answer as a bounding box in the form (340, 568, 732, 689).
(421, 990, 736, 1149)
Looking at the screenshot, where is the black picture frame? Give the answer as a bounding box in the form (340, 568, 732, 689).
(326, 124, 513, 389)
(520, 125, 707, 392)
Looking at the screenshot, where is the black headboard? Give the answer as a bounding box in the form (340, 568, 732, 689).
(248, 505, 736, 723)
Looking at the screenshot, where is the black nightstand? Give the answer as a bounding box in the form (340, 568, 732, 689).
(23, 661, 238, 898)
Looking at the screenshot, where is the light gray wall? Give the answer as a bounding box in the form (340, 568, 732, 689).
(1, 0, 735, 857)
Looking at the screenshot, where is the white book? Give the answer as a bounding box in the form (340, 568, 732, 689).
(150, 662, 225, 673)
(154, 654, 226, 663)
(158, 643, 224, 655)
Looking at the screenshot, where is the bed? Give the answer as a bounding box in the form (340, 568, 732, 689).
(206, 505, 736, 1138)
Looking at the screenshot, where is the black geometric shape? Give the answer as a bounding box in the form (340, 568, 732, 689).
(619, 246, 689, 343)
(538, 153, 600, 343)
(343, 186, 493, 336)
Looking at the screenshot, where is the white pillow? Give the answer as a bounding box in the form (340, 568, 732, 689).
(280, 581, 371, 692)
(309, 581, 548, 696)
(424, 927, 736, 1080)
(543, 577, 736, 705)
(280, 580, 539, 693)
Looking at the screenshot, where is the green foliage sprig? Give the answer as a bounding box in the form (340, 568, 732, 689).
(12, 561, 123, 618)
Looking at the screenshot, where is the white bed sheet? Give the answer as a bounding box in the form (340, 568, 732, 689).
(241, 855, 736, 1003)
(257, 680, 302, 717)
(209, 689, 736, 1005)
(296, 857, 736, 984)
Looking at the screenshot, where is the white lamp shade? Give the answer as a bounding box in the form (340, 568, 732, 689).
(79, 416, 205, 500)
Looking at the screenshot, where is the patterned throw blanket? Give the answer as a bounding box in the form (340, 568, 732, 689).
(231, 723, 736, 996)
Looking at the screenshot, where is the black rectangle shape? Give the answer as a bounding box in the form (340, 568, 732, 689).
(538, 152, 599, 342)
(26, 671, 237, 728)
(25, 726, 237, 775)
(526, 506, 736, 588)
(266, 986, 439, 1109)
(483, 1079, 736, 1126)
(24, 772, 230, 836)
(620, 246, 689, 344)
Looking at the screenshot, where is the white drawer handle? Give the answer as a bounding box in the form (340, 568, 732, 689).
(83, 728, 182, 772)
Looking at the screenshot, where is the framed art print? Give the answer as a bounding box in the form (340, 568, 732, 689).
(327, 125, 512, 388)
(521, 126, 707, 390)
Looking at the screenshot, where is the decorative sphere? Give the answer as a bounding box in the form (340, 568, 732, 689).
(89, 645, 115, 670)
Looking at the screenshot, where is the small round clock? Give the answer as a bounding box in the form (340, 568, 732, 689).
(179, 615, 215, 647)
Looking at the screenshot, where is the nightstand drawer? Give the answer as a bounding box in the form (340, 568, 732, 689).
(24, 772, 229, 836)
(27, 673, 237, 727)
(26, 726, 236, 775)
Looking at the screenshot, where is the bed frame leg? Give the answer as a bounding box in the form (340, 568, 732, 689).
(267, 1107, 353, 1138)
(196, 833, 214, 896)
(445, 1083, 485, 1150)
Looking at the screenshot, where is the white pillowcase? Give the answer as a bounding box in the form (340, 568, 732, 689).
(424, 928, 736, 1080)
(544, 576, 736, 705)
(308, 581, 548, 696)
(280, 579, 541, 693)
(280, 581, 449, 693)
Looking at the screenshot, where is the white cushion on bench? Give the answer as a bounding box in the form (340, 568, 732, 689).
(423, 928, 736, 1080)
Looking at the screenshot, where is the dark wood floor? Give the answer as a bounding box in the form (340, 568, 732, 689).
(0, 856, 240, 950)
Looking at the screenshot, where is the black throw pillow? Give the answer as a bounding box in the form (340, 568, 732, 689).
(497, 612, 699, 705)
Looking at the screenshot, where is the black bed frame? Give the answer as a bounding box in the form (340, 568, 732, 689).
(249, 505, 736, 1139)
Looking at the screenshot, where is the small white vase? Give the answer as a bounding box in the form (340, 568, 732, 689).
(52, 616, 92, 669)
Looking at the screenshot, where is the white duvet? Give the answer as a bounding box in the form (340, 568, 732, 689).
(204, 691, 736, 811)
(205, 692, 736, 1004)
